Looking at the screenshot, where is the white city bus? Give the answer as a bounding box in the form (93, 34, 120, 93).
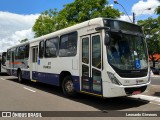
(6, 18, 150, 97)
(0, 52, 7, 73)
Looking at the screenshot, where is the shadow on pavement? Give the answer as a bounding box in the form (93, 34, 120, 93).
(6, 77, 150, 111)
(0, 73, 9, 76)
(154, 92, 160, 97)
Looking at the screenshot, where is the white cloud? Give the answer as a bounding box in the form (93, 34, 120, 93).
(110, 4, 114, 8)
(132, 0, 160, 16)
(0, 11, 39, 52)
(118, 15, 133, 23)
(11, 29, 35, 42)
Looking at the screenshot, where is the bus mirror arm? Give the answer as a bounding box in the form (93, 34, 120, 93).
(95, 27, 111, 46)
(95, 27, 110, 31)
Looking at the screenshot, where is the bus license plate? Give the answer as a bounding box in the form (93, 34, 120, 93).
(132, 90, 141, 95)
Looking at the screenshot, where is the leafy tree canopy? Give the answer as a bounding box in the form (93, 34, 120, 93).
(138, 17, 160, 67)
(155, 6, 160, 15)
(32, 0, 120, 37)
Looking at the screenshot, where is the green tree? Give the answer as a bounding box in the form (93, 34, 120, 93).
(138, 17, 160, 67)
(32, 0, 120, 37)
(33, 9, 58, 37)
(155, 6, 160, 15)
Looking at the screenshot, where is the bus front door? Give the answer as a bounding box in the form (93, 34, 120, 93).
(31, 46, 38, 80)
(81, 33, 102, 96)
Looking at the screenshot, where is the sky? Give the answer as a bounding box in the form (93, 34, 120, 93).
(0, 0, 159, 52)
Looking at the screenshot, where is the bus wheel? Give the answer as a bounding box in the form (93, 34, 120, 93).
(62, 76, 76, 97)
(18, 71, 23, 83)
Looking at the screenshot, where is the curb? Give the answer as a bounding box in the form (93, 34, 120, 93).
(151, 75, 160, 78)
(131, 94, 160, 104)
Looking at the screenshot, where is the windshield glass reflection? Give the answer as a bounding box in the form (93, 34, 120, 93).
(107, 32, 148, 70)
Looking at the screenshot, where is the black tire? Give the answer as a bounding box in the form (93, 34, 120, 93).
(17, 71, 23, 83)
(62, 76, 77, 97)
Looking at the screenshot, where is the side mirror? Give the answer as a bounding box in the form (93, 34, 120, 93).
(105, 33, 110, 46)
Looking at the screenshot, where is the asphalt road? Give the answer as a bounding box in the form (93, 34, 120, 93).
(151, 76, 160, 85)
(0, 74, 160, 120)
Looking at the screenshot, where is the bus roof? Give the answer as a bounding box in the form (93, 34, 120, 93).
(7, 17, 140, 50)
(7, 17, 105, 50)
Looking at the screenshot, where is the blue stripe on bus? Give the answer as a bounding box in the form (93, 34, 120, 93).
(32, 71, 38, 80)
(22, 71, 30, 80)
(6, 70, 102, 95)
(37, 72, 59, 86)
(32, 71, 80, 92)
(72, 76, 80, 92)
(6, 69, 80, 92)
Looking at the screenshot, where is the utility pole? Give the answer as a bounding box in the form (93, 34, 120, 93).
(114, 0, 133, 23)
(133, 12, 135, 23)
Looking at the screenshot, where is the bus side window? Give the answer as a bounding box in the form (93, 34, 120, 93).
(15, 47, 19, 60)
(25, 44, 29, 59)
(39, 41, 44, 58)
(59, 32, 77, 57)
(45, 37, 58, 58)
(18, 45, 26, 59)
(7, 50, 11, 60)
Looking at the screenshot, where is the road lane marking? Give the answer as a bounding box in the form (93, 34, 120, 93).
(151, 75, 160, 78)
(0, 78, 5, 80)
(23, 87, 36, 93)
(151, 85, 160, 87)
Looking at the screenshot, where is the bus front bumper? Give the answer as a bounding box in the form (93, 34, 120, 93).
(102, 82, 151, 98)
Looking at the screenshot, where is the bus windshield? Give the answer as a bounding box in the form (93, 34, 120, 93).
(107, 32, 148, 70)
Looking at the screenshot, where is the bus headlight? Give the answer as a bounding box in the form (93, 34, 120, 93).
(107, 72, 122, 85)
